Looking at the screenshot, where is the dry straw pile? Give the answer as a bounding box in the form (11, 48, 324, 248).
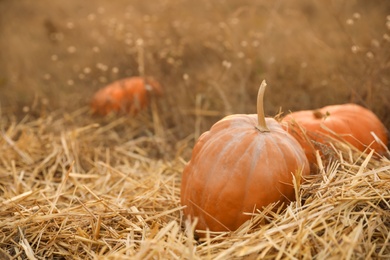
(0, 107, 389, 259)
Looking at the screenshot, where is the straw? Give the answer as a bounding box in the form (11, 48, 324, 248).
(0, 108, 389, 259)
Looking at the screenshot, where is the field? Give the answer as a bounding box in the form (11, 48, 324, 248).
(1, 0, 390, 259)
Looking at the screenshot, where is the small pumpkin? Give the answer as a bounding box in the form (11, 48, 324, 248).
(90, 76, 162, 116)
(180, 81, 310, 234)
(282, 103, 388, 163)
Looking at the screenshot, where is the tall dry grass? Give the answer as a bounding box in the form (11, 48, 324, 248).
(0, 0, 389, 139)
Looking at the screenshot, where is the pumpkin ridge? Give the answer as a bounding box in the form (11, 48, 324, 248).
(237, 127, 306, 227)
(191, 125, 235, 161)
(230, 133, 265, 184)
(197, 129, 251, 213)
(267, 136, 294, 196)
(214, 136, 260, 228)
(270, 134, 290, 176)
(238, 137, 269, 227)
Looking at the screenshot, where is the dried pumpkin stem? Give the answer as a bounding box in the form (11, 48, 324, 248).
(255, 80, 270, 132)
(313, 110, 324, 119)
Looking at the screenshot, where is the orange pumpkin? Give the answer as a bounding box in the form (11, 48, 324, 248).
(180, 81, 310, 234)
(90, 77, 162, 115)
(282, 103, 388, 163)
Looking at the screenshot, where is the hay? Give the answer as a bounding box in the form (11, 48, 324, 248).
(1, 108, 390, 259)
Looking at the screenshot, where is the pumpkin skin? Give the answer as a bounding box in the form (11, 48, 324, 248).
(90, 77, 162, 116)
(180, 81, 310, 233)
(282, 103, 388, 163)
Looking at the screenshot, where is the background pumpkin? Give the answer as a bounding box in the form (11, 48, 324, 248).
(282, 103, 389, 164)
(90, 76, 163, 116)
(180, 81, 310, 234)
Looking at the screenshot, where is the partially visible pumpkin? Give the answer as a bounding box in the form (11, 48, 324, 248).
(90, 77, 163, 116)
(180, 81, 310, 234)
(282, 103, 388, 164)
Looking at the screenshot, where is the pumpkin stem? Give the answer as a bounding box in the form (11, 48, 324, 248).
(255, 80, 270, 132)
(313, 110, 324, 119)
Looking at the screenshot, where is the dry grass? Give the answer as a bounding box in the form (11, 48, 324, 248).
(1, 0, 390, 259)
(1, 0, 390, 135)
(0, 108, 390, 259)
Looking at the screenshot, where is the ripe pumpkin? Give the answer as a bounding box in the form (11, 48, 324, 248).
(180, 81, 310, 234)
(90, 76, 162, 116)
(282, 103, 388, 163)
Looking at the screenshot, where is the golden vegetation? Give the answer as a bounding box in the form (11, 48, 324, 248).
(0, 0, 390, 259)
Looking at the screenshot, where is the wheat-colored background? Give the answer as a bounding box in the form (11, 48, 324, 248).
(1, 0, 389, 138)
(1, 1, 390, 259)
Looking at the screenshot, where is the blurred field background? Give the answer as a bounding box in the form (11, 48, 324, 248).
(1, 1, 390, 259)
(1, 0, 390, 138)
